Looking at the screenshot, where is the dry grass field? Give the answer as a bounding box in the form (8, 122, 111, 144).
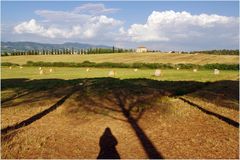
(1, 52, 239, 159)
(1, 78, 239, 159)
(1, 53, 239, 65)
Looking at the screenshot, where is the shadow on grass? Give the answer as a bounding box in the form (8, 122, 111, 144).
(97, 127, 120, 159)
(1, 86, 78, 134)
(179, 97, 239, 128)
(1, 78, 239, 158)
(186, 80, 239, 111)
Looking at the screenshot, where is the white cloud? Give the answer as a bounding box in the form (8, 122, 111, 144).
(124, 10, 239, 43)
(14, 15, 122, 39)
(35, 10, 90, 23)
(14, 19, 46, 35)
(14, 3, 122, 40)
(12, 7, 239, 50)
(73, 3, 119, 15)
(34, 3, 119, 22)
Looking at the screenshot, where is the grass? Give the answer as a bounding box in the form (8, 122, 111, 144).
(1, 66, 238, 82)
(1, 53, 239, 158)
(1, 77, 239, 159)
(1, 53, 239, 65)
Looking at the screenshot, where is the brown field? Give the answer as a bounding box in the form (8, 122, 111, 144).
(1, 53, 239, 65)
(1, 78, 239, 159)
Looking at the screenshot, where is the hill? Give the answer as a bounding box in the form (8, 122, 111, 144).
(1, 41, 111, 52)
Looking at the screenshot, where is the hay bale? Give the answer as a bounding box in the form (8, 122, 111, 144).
(154, 69, 161, 76)
(9, 66, 12, 70)
(108, 70, 115, 77)
(39, 70, 43, 75)
(49, 68, 53, 73)
(134, 68, 138, 72)
(214, 69, 220, 75)
(193, 69, 197, 72)
(86, 68, 90, 72)
(176, 68, 180, 70)
(20, 66, 23, 69)
(39, 67, 42, 70)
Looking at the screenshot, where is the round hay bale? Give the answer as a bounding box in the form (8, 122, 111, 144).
(108, 70, 115, 77)
(134, 68, 138, 72)
(86, 68, 90, 72)
(214, 69, 220, 75)
(39, 67, 42, 70)
(39, 70, 43, 75)
(9, 66, 12, 70)
(154, 69, 161, 76)
(193, 69, 197, 72)
(49, 68, 53, 73)
(176, 67, 180, 70)
(20, 66, 23, 69)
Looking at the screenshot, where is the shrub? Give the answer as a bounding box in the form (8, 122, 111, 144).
(1, 62, 19, 66)
(203, 63, 239, 70)
(23, 61, 238, 70)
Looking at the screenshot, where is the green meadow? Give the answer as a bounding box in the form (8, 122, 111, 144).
(1, 66, 238, 82)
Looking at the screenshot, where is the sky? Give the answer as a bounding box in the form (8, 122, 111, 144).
(1, 1, 239, 51)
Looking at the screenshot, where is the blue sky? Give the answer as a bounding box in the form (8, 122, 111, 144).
(1, 1, 239, 51)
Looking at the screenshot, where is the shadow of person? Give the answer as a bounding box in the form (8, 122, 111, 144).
(97, 127, 120, 159)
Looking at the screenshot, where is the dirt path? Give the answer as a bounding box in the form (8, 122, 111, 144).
(1, 92, 238, 159)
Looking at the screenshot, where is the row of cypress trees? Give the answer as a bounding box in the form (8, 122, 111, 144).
(2, 46, 134, 56)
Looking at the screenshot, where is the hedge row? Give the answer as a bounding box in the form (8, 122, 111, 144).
(2, 61, 238, 70)
(1, 62, 19, 66)
(22, 61, 239, 70)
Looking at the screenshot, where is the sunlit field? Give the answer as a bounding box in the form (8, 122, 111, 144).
(1, 53, 239, 65)
(1, 0, 239, 159)
(1, 66, 238, 82)
(1, 54, 239, 159)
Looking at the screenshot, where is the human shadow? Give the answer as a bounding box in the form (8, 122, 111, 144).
(97, 127, 120, 159)
(73, 78, 164, 159)
(2, 77, 239, 158)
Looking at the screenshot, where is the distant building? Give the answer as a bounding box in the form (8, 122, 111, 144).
(136, 46, 147, 53)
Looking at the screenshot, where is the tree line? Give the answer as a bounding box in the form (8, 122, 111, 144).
(1, 47, 134, 56)
(189, 49, 239, 55)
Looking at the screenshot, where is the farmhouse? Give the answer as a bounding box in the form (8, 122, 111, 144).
(136, 46, 147, 53)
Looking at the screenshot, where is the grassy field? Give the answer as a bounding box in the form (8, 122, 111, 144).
(1, 53, 239, 65)
(1, 54, 239, 159)
(1, 77, 239, 158)
(1, 66, 239, 81)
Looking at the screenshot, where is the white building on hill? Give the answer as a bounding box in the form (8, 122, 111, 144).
(136, 46, 147, 53)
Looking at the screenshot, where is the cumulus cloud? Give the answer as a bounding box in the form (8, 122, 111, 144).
(14, 15, 122, 39)
(124, 10, 239, 43)
(13, 7, 238, 50)
(14, 3, 122, 40)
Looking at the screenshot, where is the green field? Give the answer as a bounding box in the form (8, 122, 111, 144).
(1, 66, 238, 82)
(1, 53, 239, 65)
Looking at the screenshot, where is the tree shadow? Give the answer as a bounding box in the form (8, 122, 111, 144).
(186, 80, 239, 111)
(97, 127, 120, 159)
(179, 97, 239, 128)
(72, 78, 165, 158)
(1, 86, 79, 134)
(2, 77, 239, 158)
(113, 90, 163, 159)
